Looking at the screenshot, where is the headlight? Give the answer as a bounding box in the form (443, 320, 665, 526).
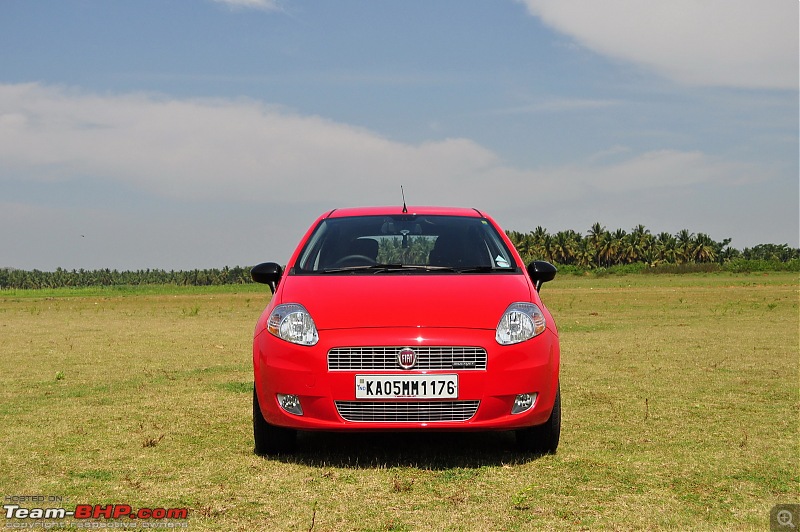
(496, 302, 547, 345)
(267, 304, 319, 346)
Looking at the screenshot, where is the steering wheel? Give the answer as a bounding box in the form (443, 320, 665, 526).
(332, 255, 377, 267)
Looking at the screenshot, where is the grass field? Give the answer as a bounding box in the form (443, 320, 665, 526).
(0, 273, 797, 530)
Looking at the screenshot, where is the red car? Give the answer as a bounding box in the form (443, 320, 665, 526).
(251, 206, 560, 454)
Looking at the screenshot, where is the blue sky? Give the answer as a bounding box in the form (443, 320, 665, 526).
(1, 0, 797, 269)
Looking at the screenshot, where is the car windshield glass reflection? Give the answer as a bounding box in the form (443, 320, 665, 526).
(295, 215, 518, 274)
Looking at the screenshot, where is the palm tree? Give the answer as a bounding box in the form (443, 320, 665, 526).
(653, 232, 675, 264)
(628, 225, 652, 264)
(505, 230, 528, 256)
(675, 230, 695, 264)
(586, 223, 607, 267)
(597, 231, 616, 267)
(526, 226, 552, 262)
(573, 238, 594, 268)
(715, 238, 734, 264)
(609, 229, 627, 265)
(552, 230, 581, 265)
(620, 234, 636, 264)
(692, 233, 717, 263)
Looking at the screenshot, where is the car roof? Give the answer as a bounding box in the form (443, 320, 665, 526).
(324, 206, 485, 218)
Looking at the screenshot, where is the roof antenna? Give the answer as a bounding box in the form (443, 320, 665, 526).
(401, 185, 408, 213)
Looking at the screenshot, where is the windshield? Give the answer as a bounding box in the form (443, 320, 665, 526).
(294, 215, 519, 274)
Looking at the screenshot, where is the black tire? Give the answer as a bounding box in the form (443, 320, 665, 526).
(516, 384, 561, 454)
(253, 385, 296, 455)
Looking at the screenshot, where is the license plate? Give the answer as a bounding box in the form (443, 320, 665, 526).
(355, 374, 458, 399)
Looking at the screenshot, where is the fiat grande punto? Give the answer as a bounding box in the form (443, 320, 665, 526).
(251, 206, 560, 454)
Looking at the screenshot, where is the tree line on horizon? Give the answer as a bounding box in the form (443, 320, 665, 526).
(1, 223, 797, 289)
(0, 265, 254, 290)
(505, 223, 798, 269)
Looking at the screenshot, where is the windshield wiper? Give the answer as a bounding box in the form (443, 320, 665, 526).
(453, 265, 499, 273)
(319, 264, 385, 274)
(320, 264, 460, 274)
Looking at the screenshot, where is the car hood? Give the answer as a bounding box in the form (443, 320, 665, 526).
(278, 273, 533, 330)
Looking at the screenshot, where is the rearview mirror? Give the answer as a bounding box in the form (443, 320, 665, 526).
(251, 262, 283, 294)
(527, 261, 557, 292)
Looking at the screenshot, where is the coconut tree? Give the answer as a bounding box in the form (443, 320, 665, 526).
(552, 230, 582, 265)
(675, 229, 695, 264)
(573, 238, 594, 268)
(586, 223, 607, 267)
(609, 229, 628, 264)
(715, 238, 735, 263)
(693, 233, 718, 263)
(627, 225, 652, 264)
(526, 226, 552, 262)
(653, 232, 675, 264)
(505, 230, 527, 255)
(597, 231, 616, 267)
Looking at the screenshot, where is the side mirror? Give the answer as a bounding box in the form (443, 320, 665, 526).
(251, 262, 283, 294)
(527, 261, 557, 292)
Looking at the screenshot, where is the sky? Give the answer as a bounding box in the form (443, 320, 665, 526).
(1, 0, 797, 270)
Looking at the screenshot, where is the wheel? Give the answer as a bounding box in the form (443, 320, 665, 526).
(516, 384, 561, 454)
(253, 385, 296, 455)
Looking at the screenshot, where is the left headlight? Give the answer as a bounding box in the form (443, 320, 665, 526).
(496, 302, 547, 345)
(267, 303, 319, 346)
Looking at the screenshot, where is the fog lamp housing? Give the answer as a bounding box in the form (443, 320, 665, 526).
(277, 394, 303, 416)
(512, 393, 537, 415)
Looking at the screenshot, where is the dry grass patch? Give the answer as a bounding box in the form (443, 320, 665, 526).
(0, 274, 797, 530)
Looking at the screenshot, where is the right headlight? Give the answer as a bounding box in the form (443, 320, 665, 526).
(495, 302, 546, 345)
(267, 303, 319, 346)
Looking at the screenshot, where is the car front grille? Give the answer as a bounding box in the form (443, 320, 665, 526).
(335, 400, 480, 422)
(328, 346, 487, 371)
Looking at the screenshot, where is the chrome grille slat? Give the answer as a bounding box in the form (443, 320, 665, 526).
(328, 346, 487, 371)
(335, 400, 480, 422)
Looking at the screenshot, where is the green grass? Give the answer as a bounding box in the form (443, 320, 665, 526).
(0, 273, 797, 530)
(0, 282, 266, 299)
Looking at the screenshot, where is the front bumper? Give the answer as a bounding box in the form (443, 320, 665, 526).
(253, 326, 559, 431)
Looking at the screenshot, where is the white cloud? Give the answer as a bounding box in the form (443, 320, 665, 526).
(1, 82, 788, 269)
(210, 0, 281, 12)
(518, 0, 799, 90)
(0, 83, 761, 207)
(0, 83, 500, 206)
(568, 149, 765, 192)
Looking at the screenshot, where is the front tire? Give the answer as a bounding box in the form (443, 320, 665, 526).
(516, 384, 561, 454)
(253, 385, 296, 455)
